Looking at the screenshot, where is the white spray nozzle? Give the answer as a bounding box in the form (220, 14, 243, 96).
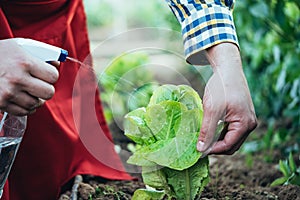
(13, 38, 68, 62)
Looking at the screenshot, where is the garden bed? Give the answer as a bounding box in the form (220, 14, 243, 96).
(59, 147, 300, 200)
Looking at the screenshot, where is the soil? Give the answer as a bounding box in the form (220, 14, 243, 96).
(59, 139, 300, 200)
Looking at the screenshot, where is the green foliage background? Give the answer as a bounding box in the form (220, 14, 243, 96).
(234, 0, 300, 155)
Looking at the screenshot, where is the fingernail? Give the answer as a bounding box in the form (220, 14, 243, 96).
(197, 141, 205, 152)
(39, 99, 46, 105)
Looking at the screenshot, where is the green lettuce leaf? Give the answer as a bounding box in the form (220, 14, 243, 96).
(128, 132, 201, 170)
(132, 189, 165, 200)
(177, 85, 203, 110)
(149, 84, 203, 110)
(145, 101, 185, 140)
(124, 84, 209, 199)
(176, 108, 202, 134)
(148, 84, 181, 105)
(124, 108, 156, 145)
(141, 166, 168, 190)
(163, 157, 209, 200)
(126, 151, 157, 167)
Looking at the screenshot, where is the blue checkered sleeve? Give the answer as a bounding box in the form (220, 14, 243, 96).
(165, 0, 239, 64)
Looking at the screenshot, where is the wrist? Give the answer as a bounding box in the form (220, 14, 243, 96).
(206, 42, 242, 72)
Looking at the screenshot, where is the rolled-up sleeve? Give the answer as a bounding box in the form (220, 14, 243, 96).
(165, 0, 239, 64)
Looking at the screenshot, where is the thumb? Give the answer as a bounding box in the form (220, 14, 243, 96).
(197, 108, 219, 154)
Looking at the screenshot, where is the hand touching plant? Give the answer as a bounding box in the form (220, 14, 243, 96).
(197, 43, 257, 155)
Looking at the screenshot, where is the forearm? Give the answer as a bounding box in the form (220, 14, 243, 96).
(206, 42, 253, 97)
(206, 43, 241, 70)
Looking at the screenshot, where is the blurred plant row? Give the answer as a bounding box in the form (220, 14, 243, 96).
(234, 0, 300, 159)
(83, 0, 173, 28)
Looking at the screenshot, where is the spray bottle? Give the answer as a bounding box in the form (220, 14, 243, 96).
(0, 38, 68, 197)
(13, 37, 68, 62)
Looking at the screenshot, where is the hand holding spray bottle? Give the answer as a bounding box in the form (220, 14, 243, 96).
(0, 38, 68, 197)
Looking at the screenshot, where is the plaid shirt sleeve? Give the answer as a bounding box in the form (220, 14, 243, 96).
(165, 0, 239, 64)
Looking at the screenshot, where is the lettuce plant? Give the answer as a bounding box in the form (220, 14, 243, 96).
(124, 84, 209, 200)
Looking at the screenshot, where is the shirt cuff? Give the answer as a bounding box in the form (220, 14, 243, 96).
(180, 5, 239, 65)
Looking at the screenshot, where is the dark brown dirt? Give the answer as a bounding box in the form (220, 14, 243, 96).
(59, 149, 300, 200)
(200, 155, 300, 200)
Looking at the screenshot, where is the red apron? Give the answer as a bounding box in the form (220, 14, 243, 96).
(0, 1, 132, 199)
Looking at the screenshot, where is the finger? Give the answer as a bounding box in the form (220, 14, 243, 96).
(10, 92, 41, 110)
(197, 72, 226, 155)
(4, 103, 35, 116)
(197, 107, 220, 153)
(225, 133, 249, 155)
(209, 121, 249, 154)
(213, 130, 248, 155)
(27, 58, 59, 84)
(22, 77, 55, 100)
